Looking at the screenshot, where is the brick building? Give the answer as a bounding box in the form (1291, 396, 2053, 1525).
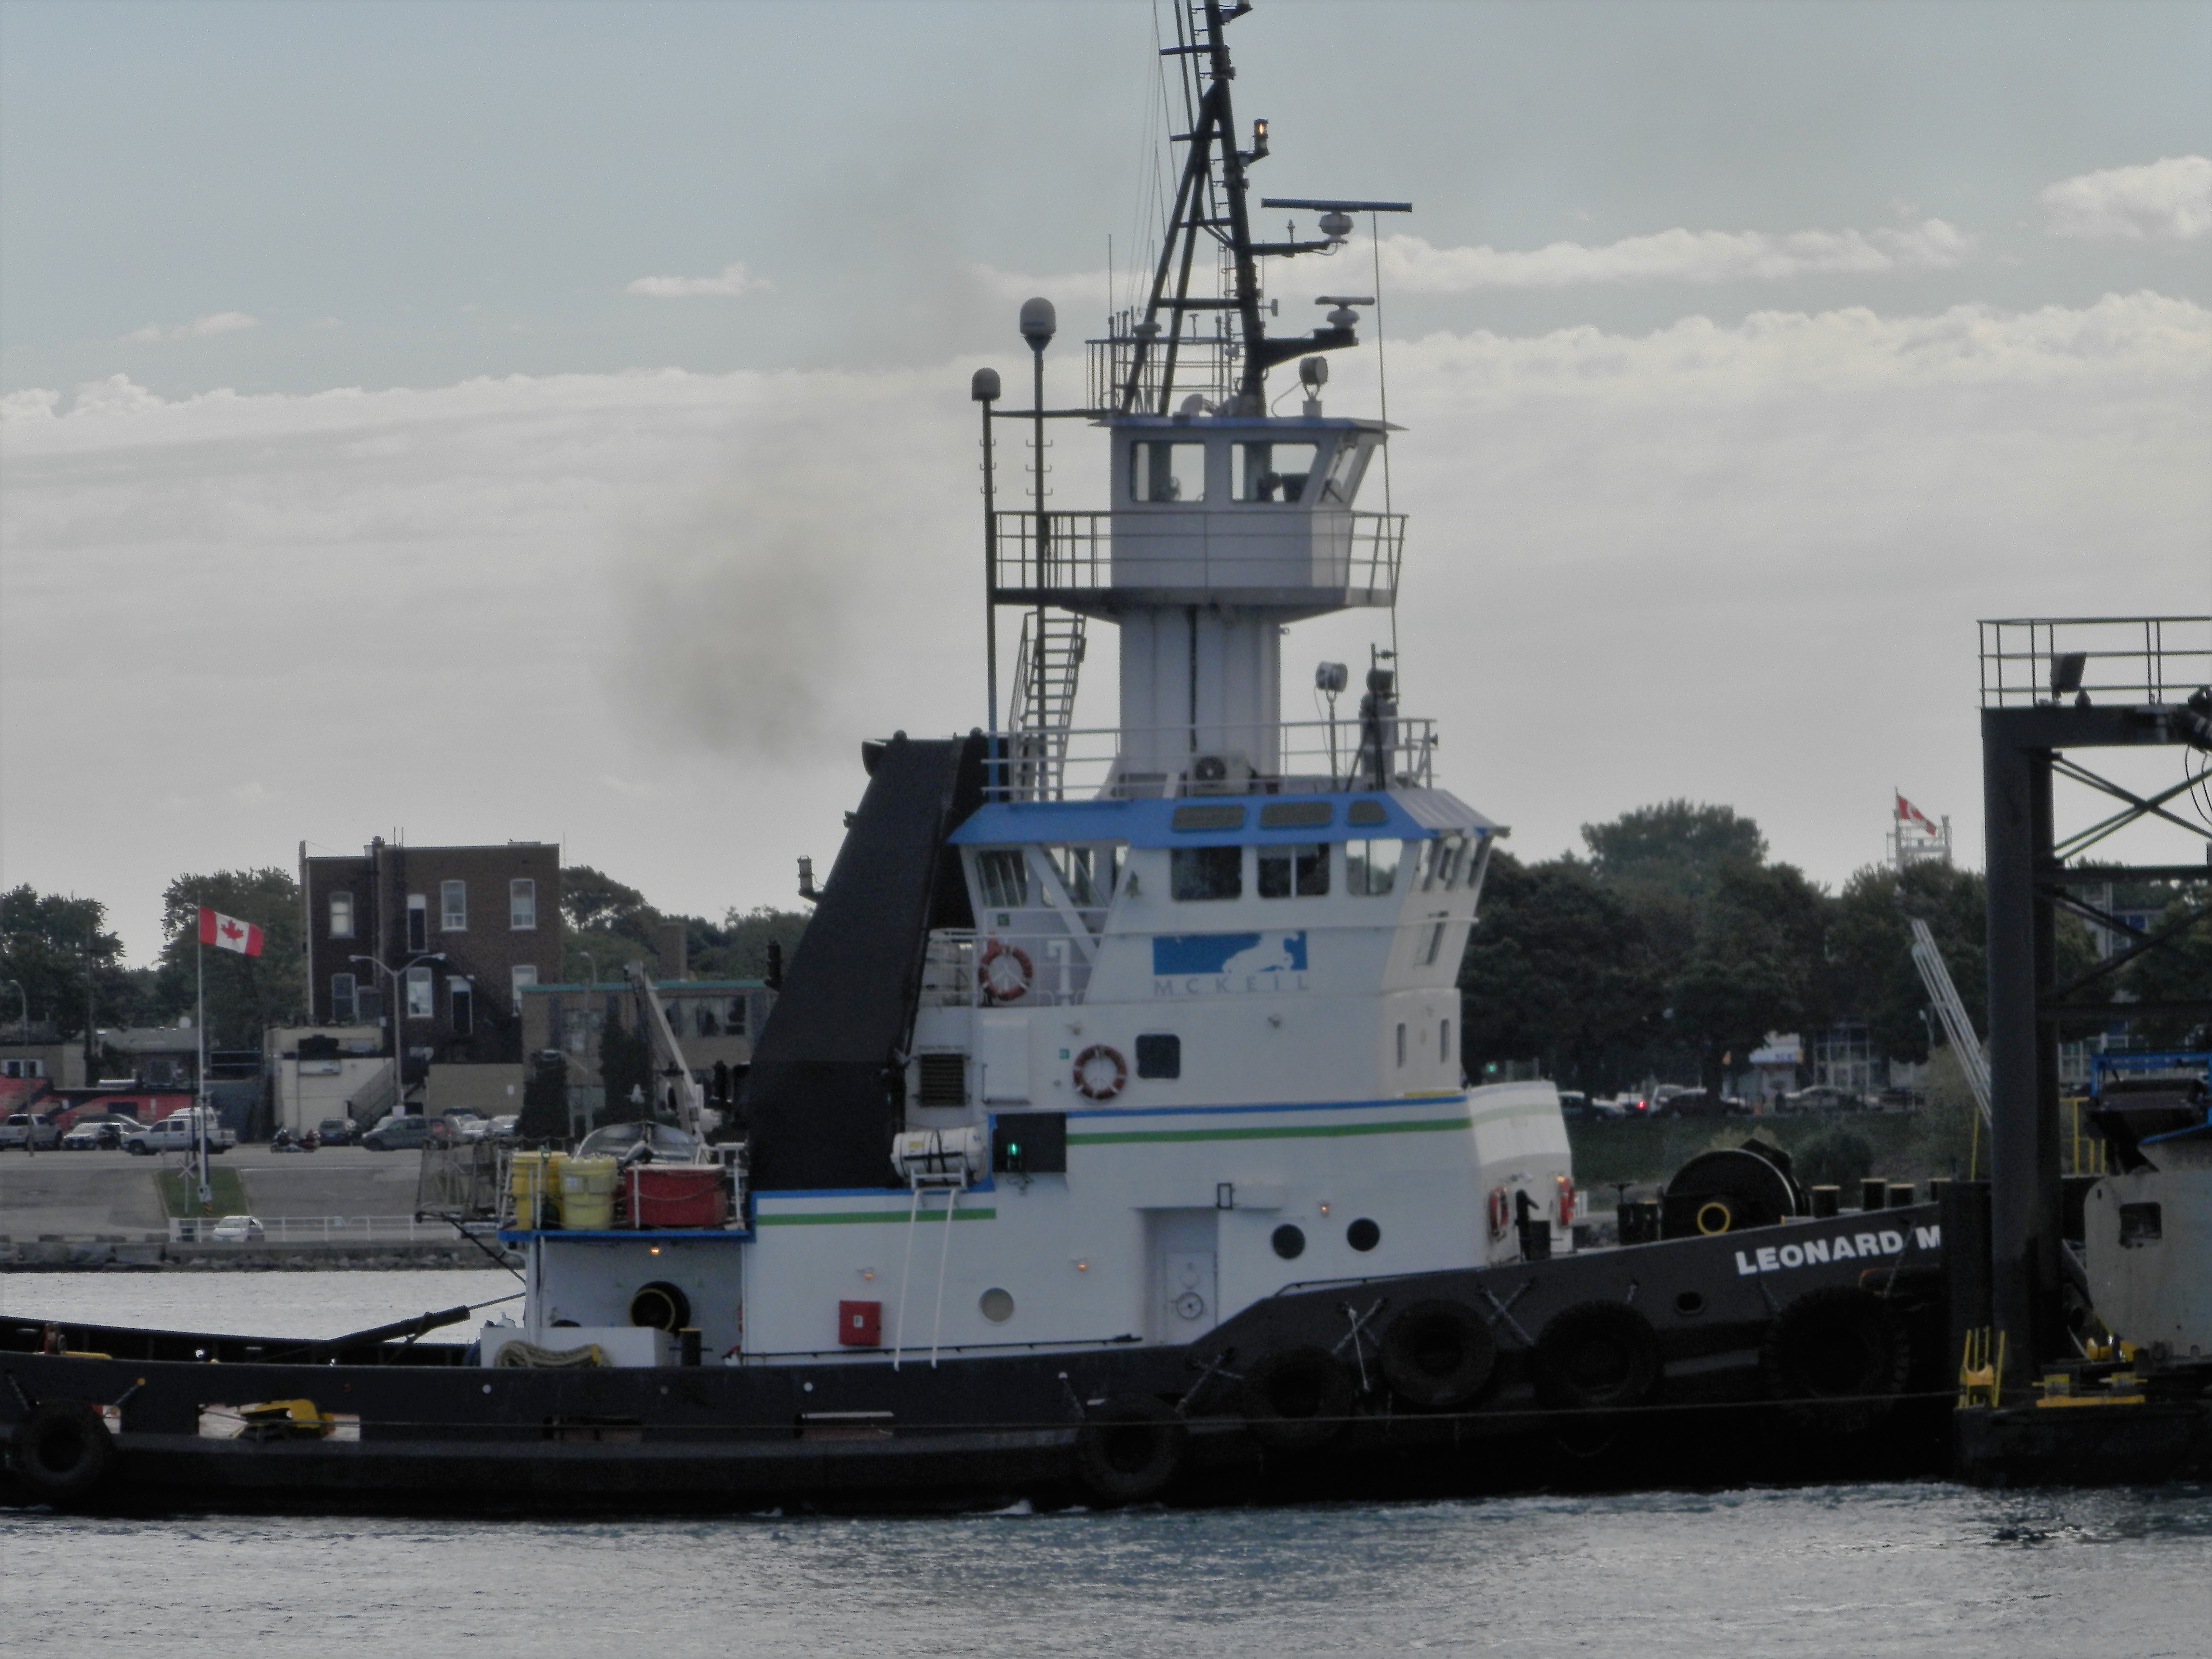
(300, 839, 563, 1081)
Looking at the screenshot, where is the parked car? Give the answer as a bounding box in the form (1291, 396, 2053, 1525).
(0, 1113, 63, 1150)
(1655, 1088, 1729, 1119)
(1600, 1094, 1651, 1118)
(316, 1117, 356, 1146)
(122, 1113, 237, 1156)
(486, 1114, 521, 1142)
(61, 1119, 131, 1150)
(1782, 1085, 1867, 1113)
(576, 1121, 700, 1161)
(1556, 1090, 1593, 1121)
(209, 1214, 266, 1242)
(362, 1115, 451, 1152)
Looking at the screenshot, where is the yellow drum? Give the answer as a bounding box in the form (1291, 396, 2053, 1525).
(558, 1156, 618, 1231)
(509, 1151, 568, 1229)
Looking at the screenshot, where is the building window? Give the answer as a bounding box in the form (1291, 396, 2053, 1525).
(1258, 843, 1328, 898)
(693, 1002, 719, 1038)
(1347, 840, 1402, 897)
(405, 965, 434, 1020)
(450, 978, 474, 1037)
(407, 895, 428, 952)
(1135, 1033, 1181, 1079)
(329, 892, 355, 938)
(440, 880, 467, 932)
(331, 973, 357, 1024)
(563, 1008, 592, 1054)
(1171, 846, 1242, 901)
(511, 964, 538, 1008)
(724, 998, 749, 1037)
(509, 878, 536, 930)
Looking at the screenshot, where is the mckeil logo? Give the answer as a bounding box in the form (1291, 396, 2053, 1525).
(1152, 932, 1309, 996)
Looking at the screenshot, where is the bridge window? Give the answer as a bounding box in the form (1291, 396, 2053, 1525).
(1171, 846, 1242, 901)
(1258, 843, 1328, 898)
(975, 850, 1030, 911)
(1136, 1034, 1181, 1079)
(1132, 441, 1206, 503)
(1042, 844, 1121, 908)
(1234, 441, 1318, 503)
(1347, 840, 1402, 897)
(1318, 439, 1371, 505)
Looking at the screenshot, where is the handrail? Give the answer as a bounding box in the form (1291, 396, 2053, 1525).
(1978, 616, 2212, 708)
(989, 508, 1405, 603)
(981, 716, 1437, 802)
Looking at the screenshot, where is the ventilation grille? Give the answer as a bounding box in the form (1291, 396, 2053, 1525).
(916, 1053, 968, 1108)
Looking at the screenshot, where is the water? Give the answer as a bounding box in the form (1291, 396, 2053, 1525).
(4, 1273, 2207, 1657)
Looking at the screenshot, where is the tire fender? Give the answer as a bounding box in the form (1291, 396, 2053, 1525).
(1073, 1395, 1186, 1504)
(1379, 1299, 1499, 1410)
(11, 1399, 117, 1503)
(1534, 1301, 1661, 1412)
(1239, 1346, 1356, 1451)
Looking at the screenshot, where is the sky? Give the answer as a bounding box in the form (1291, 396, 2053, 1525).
(2, 0, 2209, 962)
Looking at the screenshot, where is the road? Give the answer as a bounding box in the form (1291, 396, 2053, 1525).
(0, 1145, 425, 1238)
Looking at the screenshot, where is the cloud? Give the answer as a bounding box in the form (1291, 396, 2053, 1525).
(1, 294, 2203, 959)
(624, 261, 772, 299)
(1372, 219, 1973, 291)
(121, 311, 258, 343)
(2040, 156, 2212, 242)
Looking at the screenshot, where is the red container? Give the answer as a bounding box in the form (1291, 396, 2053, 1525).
(838, 1300, 882, 1347)
(625, 1165, 728, 1228)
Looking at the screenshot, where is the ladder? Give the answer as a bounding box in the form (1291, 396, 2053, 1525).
(1909, 918, 1993, 1128)
(1006, 608, 1086, 799)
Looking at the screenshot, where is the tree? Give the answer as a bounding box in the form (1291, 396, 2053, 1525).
(0, 885, 130, 1041)
(155, 868, 306, 1048)
(518, 1051, 570, 1144)
(1826, 861, 1988, 1064)
(1667, 860, 1832, 1095)
(1457, 853, 1667, 1093)
(1581, 801, 1770, 984)
(694, 907, 811, 982)
(597, 1001, 652, 1127)
(2119, 883, 2212, 1048)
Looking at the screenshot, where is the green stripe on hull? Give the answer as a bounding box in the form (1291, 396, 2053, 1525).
(757, 1207, 1000, 1226)
(1068, 1115, 1472, 1147)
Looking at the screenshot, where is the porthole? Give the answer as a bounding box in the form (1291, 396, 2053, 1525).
(1347, 1218, 1381, 1252)
(629, 1281, 691, 1332)
(979, 1287, 1016, 1323)
(1271, 1224, 1306, 1260)
(1675, 1290, 1706, 1317)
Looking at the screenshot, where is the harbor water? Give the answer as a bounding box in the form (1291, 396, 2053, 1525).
(4, 1272, 2207, 1657)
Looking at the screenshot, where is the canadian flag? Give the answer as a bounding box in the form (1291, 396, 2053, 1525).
(1895, 793, 1938, 835)
(199, 907, 265, 957)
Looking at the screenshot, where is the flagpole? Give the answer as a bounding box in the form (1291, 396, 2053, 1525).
(196, 917, 211, 1213)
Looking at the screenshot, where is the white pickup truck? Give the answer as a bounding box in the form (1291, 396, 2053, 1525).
(123, 1112, 237, 1156)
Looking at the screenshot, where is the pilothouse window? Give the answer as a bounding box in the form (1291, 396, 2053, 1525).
(1319, 439, 1370, 505)
(1171, 846, 1243, 901)
(1258, 843, 1328, 898)
(1347, 840, 1402, 897)
(975, 850, 1030, 911)
(1234, 442, 1319, 503)
(1042, 845, 1121, 909)
(1132, 441, 1207, 503)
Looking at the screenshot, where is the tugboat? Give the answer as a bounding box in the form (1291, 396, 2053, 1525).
(3, 1, 1949, 1514)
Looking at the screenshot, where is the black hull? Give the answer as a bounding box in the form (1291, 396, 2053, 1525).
(4, 1207, 1957, 1515)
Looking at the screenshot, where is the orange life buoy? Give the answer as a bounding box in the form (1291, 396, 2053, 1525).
(1486, 1186, 1511, 1241)
(979, 940, 1034, 1004)
(1073, 1044, 1128, 1101)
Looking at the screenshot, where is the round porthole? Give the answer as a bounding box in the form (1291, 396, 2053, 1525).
(1675, 1290, 1706, 1317)
(1347, 1218, 1381, 1253)
(1271, 1224, 1307, 1260)
(979, 1288, 1016, 1323)
(629, 1281, 691, 1332)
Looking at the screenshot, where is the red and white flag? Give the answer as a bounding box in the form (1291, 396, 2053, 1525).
(198, 907, 265, 957)
(1895, 793, 1937, 835)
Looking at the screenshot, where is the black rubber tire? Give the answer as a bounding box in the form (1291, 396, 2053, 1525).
(1762, 1285, 1909, 1434)
(1073, 1395, 1186, 1504)
(1379, 1299, 1498, 1409)
(1534, 1302, 1661, 1412)
(12, 1400, 116, 1503)
(1240, 1346, 1356, 1451)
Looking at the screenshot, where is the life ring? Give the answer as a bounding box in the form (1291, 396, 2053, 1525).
(1239, 1346, 1356, 1450)
(1072, 1044, 1128, 1101)
(1379, 1299, 1498, 1409)
(1073, 1394, 1186, 1503)
(1534, 1301, 1661, 1412)
(1486, 1186, 1512, 1241)
(978, 940, 1033, 1004)
(11, 1400, 117, 1504)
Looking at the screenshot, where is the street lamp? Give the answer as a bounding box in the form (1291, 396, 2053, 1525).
(351, 952, 445, 1116)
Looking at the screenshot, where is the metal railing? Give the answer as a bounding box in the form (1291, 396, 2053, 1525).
(983, 715, 1437, 802)
(991, 510, 1405, 605)
(1087, 329, 1237, 416)
(920, 922, 1106, 1008)
(1979, 616, 2212, 708)
(168, 1214, 460, 1245)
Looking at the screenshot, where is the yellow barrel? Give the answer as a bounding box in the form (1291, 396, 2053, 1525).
(508, 1151, 568, 1228)
(559, 1156, 618, 1231)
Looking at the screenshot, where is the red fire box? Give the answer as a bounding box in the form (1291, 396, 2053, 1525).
(838, 1300, 882, 1347)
